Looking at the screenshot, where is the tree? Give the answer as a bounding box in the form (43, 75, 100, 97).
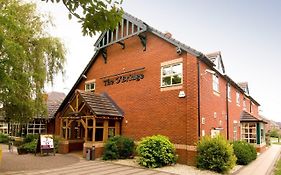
(0, 0, 66, 123)
(42, 0, 124, 37)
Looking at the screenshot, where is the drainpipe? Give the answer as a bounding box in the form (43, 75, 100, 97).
(226, 83, 229, 140)
(197, 60, 201, 139)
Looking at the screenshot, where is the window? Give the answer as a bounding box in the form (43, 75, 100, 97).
(212, 75, 219, 92)
(243, 98, 246, 110)
(227, 83, 231, 100)
(95, 120, 104, 142)
(233, 126, 237, 141)
(108, 120, 116, 138)
(85, 81, 96, 92)
(236, 92, 240, 105)
(161, 63, 182, 87)
(241, 123, 256, 144)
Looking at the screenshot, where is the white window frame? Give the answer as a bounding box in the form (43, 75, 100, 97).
(212, 74, 219, 93)
(227, 83, 231, 100)
(236, 92, 240, 105)
(161, 62, 183, 87)
(85, 81, 96, 92)
(241, 123, 256, 144)
(243, 98, 246, 110)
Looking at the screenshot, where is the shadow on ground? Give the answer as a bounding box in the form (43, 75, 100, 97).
(0, 144, 80, 172)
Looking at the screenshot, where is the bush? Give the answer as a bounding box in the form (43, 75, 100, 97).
(232, 141, 257, 165)
(136, 135, 177, 168)
(22, 139, 37, 153)
(0, 134, 9, 143)
(103, 135, 135, 160)
(196, 135, 236, 173)
(23, 134, 39, 144)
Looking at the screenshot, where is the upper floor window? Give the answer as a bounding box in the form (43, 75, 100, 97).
(85, 81, 96, 92)
(236, 92, 240, 105)
(227, 83, 231, 100)
(212, 74, 219, 92)
(161, 63, 183, 87)
(243, 98, 246, 110)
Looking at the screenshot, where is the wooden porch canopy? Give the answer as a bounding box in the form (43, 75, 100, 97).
(61, 90, 123, 120)
(60, 90, 123, 141)
(240, 111, 267, 124)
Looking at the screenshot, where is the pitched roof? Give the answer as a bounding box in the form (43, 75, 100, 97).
(55, 11, 260, 116)
(240, 111, 267, 123)
(77, 90, 123, 117)
(47, 92, 65, 119)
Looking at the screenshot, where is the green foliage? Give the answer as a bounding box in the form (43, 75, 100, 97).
(269, 129, 280, 138)
(103, 135, 135, 160)
(0, 0, 65, 123)
(136, 135, 177, 168)
(196, 135, 236, 173)
(53, 135, 62, 152)
(23, 134, 39, 144)
(22, 139, 37, 153)
(232, 141, 257, 165)
(43, 0, 123, 36)
(274, 156, 281, 175)
(0, 133, 9, 143)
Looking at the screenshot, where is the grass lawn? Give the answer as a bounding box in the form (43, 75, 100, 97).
(275, 155, 281, 175)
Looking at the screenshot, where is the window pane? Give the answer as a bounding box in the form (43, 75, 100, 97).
(96, 121, 104, 127)
(162, 76, 171, 86)
(108, 128, 115, 138)
(87, 128, 93, 141)
(172, 63, 182, 74)
(162, 66, 172, 76)
(95, 128, 103, 141)
(172, 75, 182, 84)
(108, 120, 115, 127)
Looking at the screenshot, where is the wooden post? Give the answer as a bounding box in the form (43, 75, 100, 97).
(85, 118, 88, 142)
(60, 118, 63, 137)
(92, 117, 96, 142)
(115, 121, 120, 135)
(65, 119, 68, 139)
(76, 94, 79, 112)
(104, 120, 109, 142)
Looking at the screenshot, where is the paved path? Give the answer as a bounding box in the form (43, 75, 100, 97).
(0, 144, 174, 175)
(235, 144, 281, 175)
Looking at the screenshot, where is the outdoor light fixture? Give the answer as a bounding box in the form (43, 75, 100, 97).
(205, 69, 215, 75)
(82, 74, 87, 79)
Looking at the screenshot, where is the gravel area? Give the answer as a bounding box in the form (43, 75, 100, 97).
(110, 157, 243, 175)
(0, 144, 80, 172)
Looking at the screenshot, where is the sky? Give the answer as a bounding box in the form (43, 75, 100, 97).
(32, 0, 281, 122)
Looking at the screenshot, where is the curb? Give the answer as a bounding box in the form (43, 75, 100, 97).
(265, 145, 281, 175)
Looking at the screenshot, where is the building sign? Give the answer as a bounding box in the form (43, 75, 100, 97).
(40, 134, 54, 149)
(103, 73, 144, 86)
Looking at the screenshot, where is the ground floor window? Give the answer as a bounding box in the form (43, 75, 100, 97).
(95, 120, 104, 142)
(0, 121, 8, 134)
(241, 123, 256, 144)
(27, 120, 46, 135)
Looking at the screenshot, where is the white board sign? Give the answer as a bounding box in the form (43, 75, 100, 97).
(40, 135, 54, 149)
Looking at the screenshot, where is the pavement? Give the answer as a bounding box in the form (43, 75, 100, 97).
(0, 144, 174, 175)
(234, 144, 281, 175)
(1, 143, 281, 175)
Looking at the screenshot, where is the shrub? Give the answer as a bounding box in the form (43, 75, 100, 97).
(23, 134, 39, 144)
(0, 134, 9, 143)
(103, 135, 135, 160)
(22, 139, 37, 153)
(196, 135, 236, 173)
(136, 135, 177, 168)
(232, 141, 257, 165)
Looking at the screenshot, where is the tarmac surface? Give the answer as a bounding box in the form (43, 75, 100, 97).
(0, 144, 174, 175)
(1, 143, 281, 175)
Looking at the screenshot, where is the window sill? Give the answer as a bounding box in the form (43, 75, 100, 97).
(213, 91, 220, 96)
(160, 85, 183, 91)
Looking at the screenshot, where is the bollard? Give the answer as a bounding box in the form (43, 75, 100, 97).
(91, 146, 95, 160)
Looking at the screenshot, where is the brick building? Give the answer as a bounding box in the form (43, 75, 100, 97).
(55, 12, 266, 165)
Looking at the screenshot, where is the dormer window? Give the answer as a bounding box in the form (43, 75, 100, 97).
(85, 80, 96, 92)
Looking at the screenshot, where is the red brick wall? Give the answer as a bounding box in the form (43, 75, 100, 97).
(76, 32, 199, 146)
(199, 62, 228, 138)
